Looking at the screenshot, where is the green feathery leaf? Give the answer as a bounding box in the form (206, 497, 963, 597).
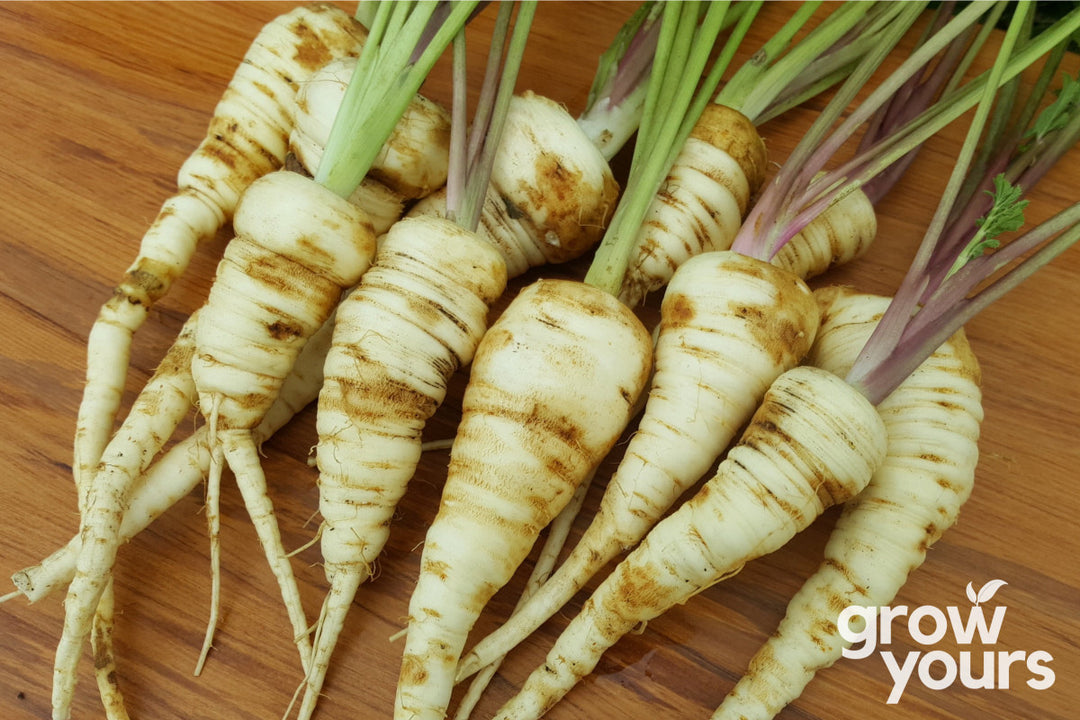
(946, 173, 1028, 278)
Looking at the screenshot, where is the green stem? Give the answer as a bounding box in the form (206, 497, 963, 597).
(628, 1, 692, 171)
(445, 32, 470, 222)
(717, 0, 851, 122)
(460, 2, 537, 232)
(316, 1, 479, 198)
(583, 1, 760, 296)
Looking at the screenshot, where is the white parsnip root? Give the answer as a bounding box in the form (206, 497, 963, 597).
(489, 365, 887, 720)
(53, 313, 201, 719)
(770, 187, 878, 280)
(393, 279, 652, 720)
(712, 286, 983, 720)
(296, 215, 508, 720)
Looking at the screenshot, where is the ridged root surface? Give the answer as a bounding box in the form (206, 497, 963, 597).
(618, 104, 767, 307)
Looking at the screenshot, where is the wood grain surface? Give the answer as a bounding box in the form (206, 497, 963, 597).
(1, 3, 1078, 720)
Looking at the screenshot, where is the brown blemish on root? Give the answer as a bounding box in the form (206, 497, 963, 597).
(824, 557, 869, 598)
(398, 653, 429, 686)
(729, 262, 818, 367)
(609, 562, 669, 621)
(331, 371, 437, 426)
(422, 558, 451, 581)
(290, 19, 336, 72)
(665, 294, 695, 326)
(504, 134, 620, 263)
(691, 104, 768, 192)
(294, 232, 337, 267)
(267, 319, 305, 342)
(91, 627, 110, 670)
(114, 261, 174, 307)
(811, 617, 839, 652)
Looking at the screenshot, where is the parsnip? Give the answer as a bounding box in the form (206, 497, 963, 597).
(52, 312, 201, 718)
(290, 55, 453, 235)
(66, 13, 369, 706)
(189, 170, 376, 675)
(453, 2, 769, 701)
(488, 365, 887, 720)
(408, 91, 620, 279)
(393, 279, 652, 720)
(294, 6, 536, 715)
(712, 287, 982, 720)
(297, 215, 508, 720)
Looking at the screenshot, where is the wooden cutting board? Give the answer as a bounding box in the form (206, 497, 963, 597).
(1, 3, 1077, 720)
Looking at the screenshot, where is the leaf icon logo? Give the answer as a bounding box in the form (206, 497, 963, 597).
(967, 579, 1008, 606)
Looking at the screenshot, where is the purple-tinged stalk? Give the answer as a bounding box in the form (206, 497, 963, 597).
(576, 1, 763, 162)
(574, 1, 662, 160)
(769, 1, 1008, 278)
(718, 2, 903, 125)
(406, 0, 644, 279)
(730, 2, 1080, 266)
(923, 71, 1080, 293)
(838, 3, 1080, 404)
(854, 1, 1005, 204)
(848, 133, 1080, 402)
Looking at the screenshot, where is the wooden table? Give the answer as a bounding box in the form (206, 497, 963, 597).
(1, 3, 1077, 720)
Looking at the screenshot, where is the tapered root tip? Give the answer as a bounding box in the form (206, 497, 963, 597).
(194, 623, 215, 677)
